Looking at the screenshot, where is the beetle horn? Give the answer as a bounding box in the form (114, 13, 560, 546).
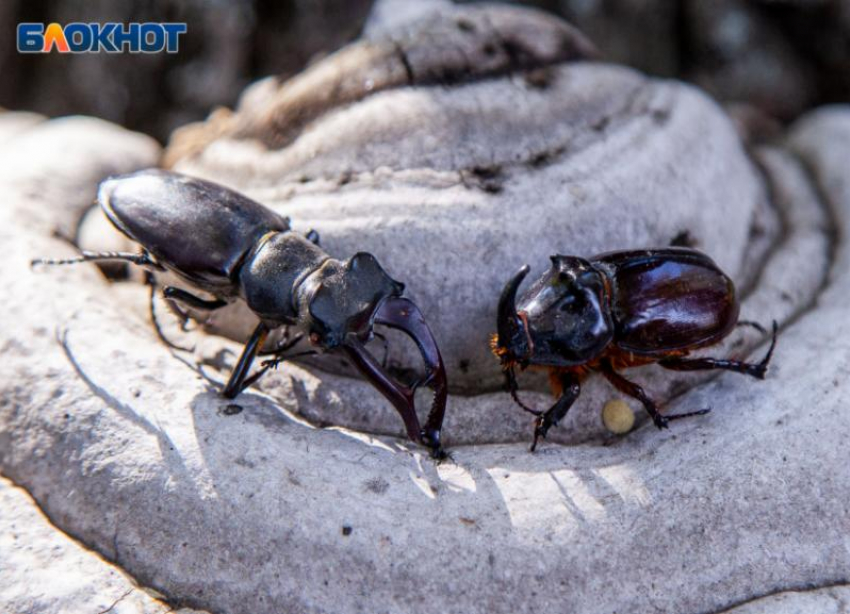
(495, 265, 531, 362)
(341, 297, 447, 458)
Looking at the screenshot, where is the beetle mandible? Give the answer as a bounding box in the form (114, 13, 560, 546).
(34, 169, 448, 457)
(491, 248, 778, 450)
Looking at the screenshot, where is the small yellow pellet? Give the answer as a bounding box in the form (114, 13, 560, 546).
(602, 399, 635, 434)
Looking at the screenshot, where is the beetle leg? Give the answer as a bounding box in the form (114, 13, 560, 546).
(530, 372, 581, 452)
(144, 274, 194, 352)
(222, 323, 270, 398)
(238, 336, 310, 390)
(504, 368, 542, 416)
(601, 364, 667, 429)
(162, 286, 228, 311)
(600, 360, 710, 429)
(31, 250, 164, 270)
(258, 325, 292, 356)
(260, 351, 319, 372)
(736, 320, 767, 334)
(161, 286, 228, 338)
(161, 286, 226, 334)
(225, 331, 314, 393)
(258, 333, 306, 370)
(238, 367, 269, 391)
(161, 293, 193, 333)
(658, 321, 778, 380)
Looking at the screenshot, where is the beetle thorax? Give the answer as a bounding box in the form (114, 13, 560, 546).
(238, 231, 328, 326)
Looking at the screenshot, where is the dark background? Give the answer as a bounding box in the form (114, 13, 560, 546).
(1, 0, 848, 143)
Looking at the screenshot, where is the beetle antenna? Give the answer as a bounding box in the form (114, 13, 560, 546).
(31, 250, 162, 269)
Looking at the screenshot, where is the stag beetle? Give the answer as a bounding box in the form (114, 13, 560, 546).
(492, 248, 778, 450)
(34, 169, 448, 457)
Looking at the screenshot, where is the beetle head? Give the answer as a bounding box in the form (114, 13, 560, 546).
(297, 252, 405, 349)
(296, 252, 448, 455)
(494, 256, 614, 368)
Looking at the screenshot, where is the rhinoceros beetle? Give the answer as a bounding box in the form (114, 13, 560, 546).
(34, 169, 448, 457)
(492, 248, 778, 450)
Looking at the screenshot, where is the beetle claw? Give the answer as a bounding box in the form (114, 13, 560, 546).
(434, 450, 454, 464)
(653, 415, 670, 430)
(421, 428, 448, 461)
(261, 358, 282, 370)
(343, 297, 447, 453)
(531, 415, 550, 451)
(751, 320, 779, 380)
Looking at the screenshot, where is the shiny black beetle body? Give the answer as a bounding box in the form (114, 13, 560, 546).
(493, 248, 777, 450)
(35, 170, 448, 456)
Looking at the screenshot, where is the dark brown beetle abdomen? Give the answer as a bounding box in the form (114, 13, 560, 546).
(599, 248, 739, 356)
(100, 169, 290, 287)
